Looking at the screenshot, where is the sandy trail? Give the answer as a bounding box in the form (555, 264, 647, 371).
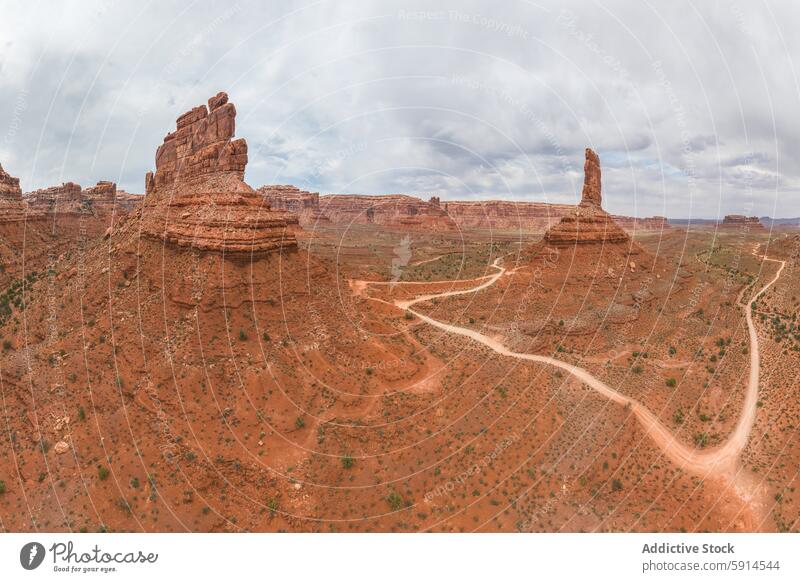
(385, 252, 785, 483)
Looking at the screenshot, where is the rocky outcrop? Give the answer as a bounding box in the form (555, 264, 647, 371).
(0, 162, 27, 223)
(141, 92, 297, 254)
(257, 185, 331, 227)
(24, 182, 87, 218)
(83, 181, 142, 215)
(543, 148, 629, 245)
(721, 215, 765, 230)
(319, 194, 456, 231)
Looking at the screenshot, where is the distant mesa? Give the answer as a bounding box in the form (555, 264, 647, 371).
(141, 91, 298, 254)
(319, 193, 456, 231)
(257, 185, 331, 227)
(721, 214, 765, 230)
(543, 148, 630, 245)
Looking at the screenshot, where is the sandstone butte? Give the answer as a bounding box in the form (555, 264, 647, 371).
(257, 184, 331, 227)
(141, 91, 297, 254)
(721, 214, 766, 230)
(543, 148, 631, 245)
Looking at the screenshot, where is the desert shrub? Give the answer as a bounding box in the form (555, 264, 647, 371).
(294, 417, 305, 430)
(341, 455, 354, 469)
(387, 491, 406, 511)
(666, 378, 677, 388)
(98, 466, 110, 481)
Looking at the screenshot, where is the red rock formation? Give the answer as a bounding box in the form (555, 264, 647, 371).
(0, 162, 27, 223)
(316, 189, 665, 234)
(721, 215, 765, 230)
(83, 181, 143, 216)
(24, 182, 86, 219)
(141, 92, 297, 254)
(580, 148, 602, 207)
(543, 148, 629, 245)
(257, 185, 331, 227)
(319, 194, 456, 231)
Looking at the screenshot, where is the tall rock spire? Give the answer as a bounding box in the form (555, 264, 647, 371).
(580, 148, 602, 207)
(543, 148, 629, 246)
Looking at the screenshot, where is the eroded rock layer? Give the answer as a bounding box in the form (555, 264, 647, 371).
(544, 148, 630, 245)
(257, 185, 331, 227)
(141, 92, 297, 254)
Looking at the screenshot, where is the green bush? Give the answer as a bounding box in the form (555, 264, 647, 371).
(341, 455, 354, 469)
(387, 491, 406, 511)
(665, 378, 677, 388)
(98, 466, 110, 481)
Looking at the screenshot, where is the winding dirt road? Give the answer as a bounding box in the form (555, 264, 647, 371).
(387, 253, 785, 482)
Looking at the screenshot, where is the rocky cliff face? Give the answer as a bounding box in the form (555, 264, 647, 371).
(257, 185, 331, 227)
(0, 162, 27, 223)
(544, 148, 630, 245)
(319, 193, 456, 231)
(141, 92, 297, 254)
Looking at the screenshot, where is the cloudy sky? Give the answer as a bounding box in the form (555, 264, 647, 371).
(1, 0, 798, 217)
